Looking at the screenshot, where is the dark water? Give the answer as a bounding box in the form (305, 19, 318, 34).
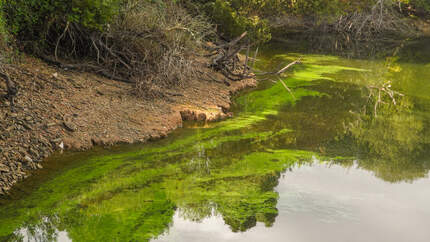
(1, 39, 430, 242)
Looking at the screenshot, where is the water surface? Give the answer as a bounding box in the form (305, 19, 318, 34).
(1, 39, 429, 242)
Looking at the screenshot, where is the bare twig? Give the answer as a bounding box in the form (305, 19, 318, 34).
(55, 21, 70, 61)
(277, 76, 295, 99)
(243, 43, 250, 75)
(367, 80, 404, 116)
(251, 47, 259, 69)
(253, 59, 301, 76)
(276, 59, 302, 75)
(209, 32, 247, 50)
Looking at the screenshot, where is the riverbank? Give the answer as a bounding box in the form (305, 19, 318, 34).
(0, 55, 257, 195)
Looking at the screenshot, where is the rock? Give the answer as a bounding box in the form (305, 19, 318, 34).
(24, 155, 33, 163)
(197, 113, 207, 122)
(51, 138, 62, 143)
(63, 137, 83, 150)
(45, 122, 57, 129)
(29, 148, 39, 157)
(180, 110, 195, 121)
(63, 121, 77, 132)
(22, 123, 32, 130)
(0, 164, 9, 172)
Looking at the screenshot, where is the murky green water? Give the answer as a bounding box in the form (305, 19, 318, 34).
(1, 39, 430, 242)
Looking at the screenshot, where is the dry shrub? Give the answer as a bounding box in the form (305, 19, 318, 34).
(55, 0, 214, 98)
(112, 1, 214, 96)
(325, 0, 415, 40)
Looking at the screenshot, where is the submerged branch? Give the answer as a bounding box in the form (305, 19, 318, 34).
(367, 81, 404, 117)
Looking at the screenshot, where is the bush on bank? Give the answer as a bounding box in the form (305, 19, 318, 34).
(3, 0, 121, 53)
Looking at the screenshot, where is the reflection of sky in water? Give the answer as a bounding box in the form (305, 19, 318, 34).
(153, 161, 430, 242)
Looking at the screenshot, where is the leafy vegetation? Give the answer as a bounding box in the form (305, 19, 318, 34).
(400, 0, 430, 16)
(2, 0, 428, 57)
(4, 0, 120, 36)
(0, 0, 8, 53)
(203, 0, 272, 43)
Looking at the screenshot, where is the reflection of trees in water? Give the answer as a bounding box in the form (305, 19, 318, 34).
(175, 170, 282, 232)
(347, 91, 429, 182)
(215, 176, 280, 232)
(9, 215, 63, 242)
(285, 34, 430, 62)
(339, 56, 430, 182)
(286, 33, 407, 59)
(178, 202, 215, 222)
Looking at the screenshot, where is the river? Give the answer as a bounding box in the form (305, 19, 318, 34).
(1, 38, 429, 242)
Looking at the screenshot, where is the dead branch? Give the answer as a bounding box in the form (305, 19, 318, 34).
(208, 32, 248, 50)
(208, 32, 302, 100)
(251, 47, 259, 69)
(367, 80, 404, 116)
(277, 76, 295, 99)
(276, 59, 302, 75)
(39, 55, 135, 84)
(55, 21, 70, 61)
(0, 68, 18, 111)
(251, 59, 301, 76)
(243, 43, 250, 75)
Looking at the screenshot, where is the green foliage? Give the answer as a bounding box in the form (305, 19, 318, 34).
(400, 0, 430, 15)
(200, 0, 429, 43)
(0, 0, 8, 51)
(205, 0, 271, 44)
(281, 0, 375, 16)
(3, 0, 121, 45)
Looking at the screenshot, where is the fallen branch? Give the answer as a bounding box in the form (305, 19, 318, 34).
(0, 69, 18, 111)
(276, 59, 302, 75)
(277, 76, 295, 99)
(40, 55, 135, 84)
(209, 32, 248, 50)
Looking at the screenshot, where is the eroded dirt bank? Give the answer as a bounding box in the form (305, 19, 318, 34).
(0, 57, 256, 194)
